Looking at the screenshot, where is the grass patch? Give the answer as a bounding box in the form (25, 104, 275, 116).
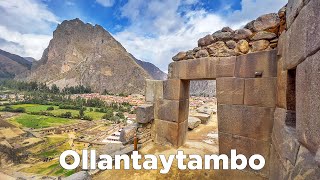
(21, 160, 75, 177)
(28, 134, 68, 154)
(4, 104, 105, 120)
(8, 114, 76, 129)
(11, 104, 54, 112)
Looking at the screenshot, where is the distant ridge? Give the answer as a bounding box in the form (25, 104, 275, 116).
(130, 54, 167, 80)
(0, 49, 31, 79)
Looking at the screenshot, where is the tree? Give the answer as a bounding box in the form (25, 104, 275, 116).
(51, 84, 60, 94)
(102, 109, 114, 120)
(117, 112, 125, 119)
(79, 108, 85, 118)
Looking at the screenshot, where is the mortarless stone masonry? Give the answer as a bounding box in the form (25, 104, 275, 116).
(134, 0, 320, 178)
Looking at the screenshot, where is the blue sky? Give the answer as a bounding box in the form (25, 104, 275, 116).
(0, 0, 287, 71)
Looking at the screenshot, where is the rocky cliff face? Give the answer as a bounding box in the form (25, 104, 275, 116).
(27, 18, 151, 94)
(0, 49, 31, 79)
(132, 55, 167, 80)
(190, 80, 216, 97)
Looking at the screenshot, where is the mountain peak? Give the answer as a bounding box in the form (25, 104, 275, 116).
(27, 19, 151, 94)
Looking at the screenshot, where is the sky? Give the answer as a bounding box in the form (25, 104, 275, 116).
(0, 0, 287, 72)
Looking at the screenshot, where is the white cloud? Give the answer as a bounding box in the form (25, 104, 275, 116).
(115, 10, 234, 71)
(96, 0, 115, 7)
(0, 0, 59, 34)
(226, 0, 288, 25)
(115, 0, 287, 72)
(0, 26, 52, 60)
(0, 0, 59, 59)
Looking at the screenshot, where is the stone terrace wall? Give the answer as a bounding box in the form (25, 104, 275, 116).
(270, 0, 320, 179)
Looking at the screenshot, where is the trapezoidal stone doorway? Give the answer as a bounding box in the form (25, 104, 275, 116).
(152, 49, 277, 177)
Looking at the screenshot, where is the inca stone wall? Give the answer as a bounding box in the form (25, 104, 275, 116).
(135, 0, 320, 179)
(270, 0, 320, 179)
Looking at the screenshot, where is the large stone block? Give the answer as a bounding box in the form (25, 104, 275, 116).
(154, 119, 187, 147)
(216, 78, 244, 105)
(290, 146, 320, 179)
(163, 79, 189, 100)
(269, 145, 294, 180)
(272, 108, 299, 165)
(276, 60, 288, 109)
(145, 80, 163, 103)
(216, 56, 236, 77)
(154, 99, 189, 123)
(136, 104, 154, 124)
(276, 59, 296, 110)
(219, 132, 270, 177)
(285, 3, 307, 70)
(192, 113, 210, 124)
(306, 0, 320, 56)
(286, 0, 305, 29)
(244, 78, 277, 108)
(277, 31, 287, 57)
(297, 51, 320, 154)
(168, 57, 217, 80)
(218, 105, 274, 141)
(119, 124, 137, 144)
(235, 50, 277, 78)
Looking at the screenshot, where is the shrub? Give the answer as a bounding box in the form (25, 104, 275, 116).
(47, 106, 54, 111)
(59, 112, 72, 118)
(83, 115, 93, 121)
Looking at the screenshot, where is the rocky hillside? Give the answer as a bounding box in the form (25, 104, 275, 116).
(26, 18, 151, 94)
(131, 55, 167, 80)
(0, 49, 32, 79)
(190, 80, 216, 97)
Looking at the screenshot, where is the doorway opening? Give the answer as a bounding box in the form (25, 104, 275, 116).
(186, 80, 218, 153)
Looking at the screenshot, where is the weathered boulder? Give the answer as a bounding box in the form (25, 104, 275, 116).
(253, 13, 280, 32)
(120, 124, 137, 144)
(198, 34, 216, 47)
(186, 50, 195, 59)
(278, 5, 286, 18)
(172, 51, 187, 61)
(226, 40, 237, 49)
(244, 20, 255, 32)
(222, 27, 234, 32)
(192, 113, 210, 124)
(237, 40, 250, 54)
(193, 47, 201, 52)
(251, 40, 270, 52)
(196, 103, 217, 115)
(195, 49, 209, 58)
(206, 41, 237, 57)
(188, 117, 201, 130)
(212, 31, 234, 41)
(234, 28, 253, 40)
(251, 31, 277, 41)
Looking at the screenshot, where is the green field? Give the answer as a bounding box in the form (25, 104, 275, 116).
(8, 104, 106, 120)
(21, 160, 75, 177)
(28, 134, 68, 154)
(8, 114, 76, 129)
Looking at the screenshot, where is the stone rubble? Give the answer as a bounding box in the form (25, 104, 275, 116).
(172, 8, 287, 61)
(187, 117, 201, 130)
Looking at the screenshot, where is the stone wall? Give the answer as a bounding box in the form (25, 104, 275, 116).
(270, 0, 320, 179)
(135, 0, 320, 179)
